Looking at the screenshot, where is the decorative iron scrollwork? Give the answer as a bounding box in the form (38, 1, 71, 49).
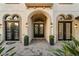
(58, 14, 73, 20)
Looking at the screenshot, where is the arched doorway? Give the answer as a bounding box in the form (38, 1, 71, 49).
(4, 14, 20, 41)
(58, 14, 73, 40)
(31, 13, 46, 38)
(28, 10, 51, 43)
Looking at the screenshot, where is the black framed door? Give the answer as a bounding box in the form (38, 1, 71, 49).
(5, 21, 19, 41)
(58, 21, 72, 40)
(34, 23, 44, 38)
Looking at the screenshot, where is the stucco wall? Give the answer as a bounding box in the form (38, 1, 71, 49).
(53, 4, 79, 42)
(26, 7, 53, 43)
(0, 3, 53, 44)
(0, 4, 27, 43)
(0, 3, 79, 44)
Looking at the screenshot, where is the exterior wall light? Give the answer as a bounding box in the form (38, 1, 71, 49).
(0, 34, 1, 39)
(26, 23, 28, 24)
(0, 24, 2, 38)
(0, 24, 2, 28)
(74, 24, 78, 28)
(51, 22, 53, 25)
(51, 23, 53, 28)
(26, 23, 28, 27)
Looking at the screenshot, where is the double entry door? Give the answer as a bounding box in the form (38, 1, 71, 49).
(34, 23, 44, 38)
(58, 21, 72, 40)
(5, 21, 19, 41)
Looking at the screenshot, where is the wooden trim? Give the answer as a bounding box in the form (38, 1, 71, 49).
(5, 21, 20, 41)
(58, 21, 72, 41)
(34, 23, 44, 38)
(25, 3, 53, 9)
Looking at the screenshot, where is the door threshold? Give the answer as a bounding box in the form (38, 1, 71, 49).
(33, 38, 45, 40)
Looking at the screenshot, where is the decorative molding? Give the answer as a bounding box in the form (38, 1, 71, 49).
(59, 3, 73, 5)
(58, 14, 73, 21)
(4, 14, 21, 21)
(25, 3, 53, 9)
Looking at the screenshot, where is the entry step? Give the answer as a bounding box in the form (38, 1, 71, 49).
(33, 38, 45, 40)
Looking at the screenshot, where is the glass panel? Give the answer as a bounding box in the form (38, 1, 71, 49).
(6, 22, 12, 40)
(39, 24, 43, 35)
(6, 15, 12, 20)
(6, 22, 19, 40)
(35, 24, 38, 35)
(66, 23, 71, 39)
(14, 22, 19, 39)
(59, 23, 63, 39)
(13, 16, 19, 20)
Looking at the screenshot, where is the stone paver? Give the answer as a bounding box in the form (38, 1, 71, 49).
(5, 39, 62, 56)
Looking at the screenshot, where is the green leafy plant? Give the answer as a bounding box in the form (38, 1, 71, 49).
(49, 35, 54, 45)
(51, 37, 79, 56)
(0, 40, 16, 56)
(24, 35, 29, 46)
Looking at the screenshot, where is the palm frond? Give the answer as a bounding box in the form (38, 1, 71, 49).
(6, 47, 15, 53)
(55, 49, 65, 56)
(0, 47, 5, 54)
(10, 52, 16, 56)
(51, 37, 79, 56)
(53, 52, 62, 56)
(0, 40, 4, 46)
(0, 40, 16, 56)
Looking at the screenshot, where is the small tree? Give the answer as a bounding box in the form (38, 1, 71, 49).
(24, 35, 29, 46)
(49, 35, 54, 45)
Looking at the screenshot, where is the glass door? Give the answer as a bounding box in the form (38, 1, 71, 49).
(34, 23, 39, 37)
(65, 22, 72, 40)
(34, 23, 44, 38)
(5, 21, 19, 41)
(39, 23, 44, 37)
(58, 21, 72, 40)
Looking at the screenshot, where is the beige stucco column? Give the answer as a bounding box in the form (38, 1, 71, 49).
(27, 10, 51, 44)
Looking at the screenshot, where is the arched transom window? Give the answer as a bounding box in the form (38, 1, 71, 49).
(4, 14, 20, 21)
(58, 14, 73, 21)
(58, 14, 73, 41)
(4, 14, 21, 41)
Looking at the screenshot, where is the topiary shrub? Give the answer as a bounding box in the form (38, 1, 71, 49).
(49, 35, 54, 45)
(24, 35, 29, 46)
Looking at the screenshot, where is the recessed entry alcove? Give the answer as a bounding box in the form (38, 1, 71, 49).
(28, 10, 51, 43)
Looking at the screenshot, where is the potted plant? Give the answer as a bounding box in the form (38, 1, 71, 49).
(49, 35, 54, 45)
(24, 35, 29, 46)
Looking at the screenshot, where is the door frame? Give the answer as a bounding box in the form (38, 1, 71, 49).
(33, 23, 44, 38)
(58, 21, 72, 40)
(5, 21, 20, 41)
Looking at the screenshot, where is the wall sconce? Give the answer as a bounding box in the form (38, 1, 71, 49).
(26, 23, 28, 25)
(51, 23, 53, 28)
(0, 34, 1, 39)
(51, 22, 53, 25)
(26, 23, 28, 28)
(74, 24, 78, 28)
(0, 24, 2, 28)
